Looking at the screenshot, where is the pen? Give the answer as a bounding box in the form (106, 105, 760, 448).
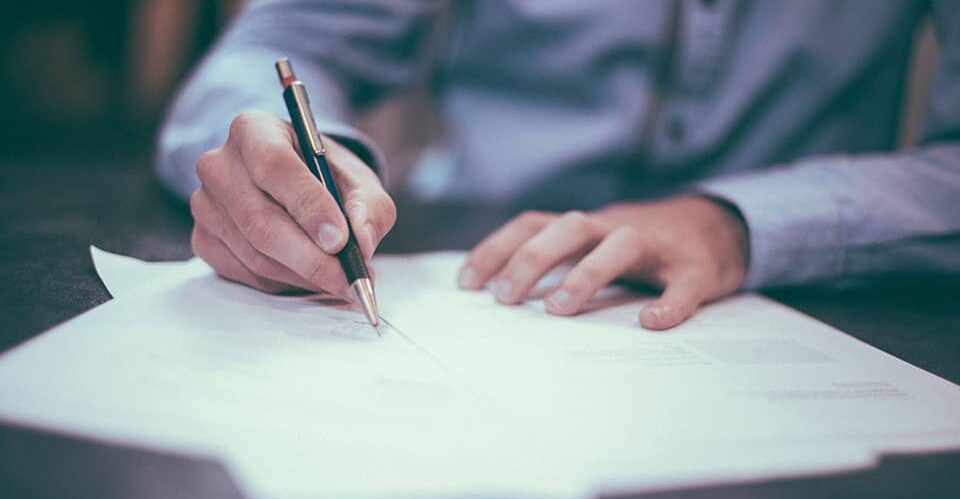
(275, 58, 380, 331)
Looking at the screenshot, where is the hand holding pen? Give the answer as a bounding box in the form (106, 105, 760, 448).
(187, 62, 396, 328)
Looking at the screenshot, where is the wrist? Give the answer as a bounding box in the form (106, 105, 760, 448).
(691, 194, 750, 292)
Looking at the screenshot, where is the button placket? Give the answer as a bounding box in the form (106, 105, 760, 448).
(658, 0, 735, 152)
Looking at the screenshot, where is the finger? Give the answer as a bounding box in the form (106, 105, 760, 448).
(196, 144, 350, 296)
(544, 228, 653, 315)
(638, 270, 709, 330)
(458, 210, 553, 290)
(190, 188, 324, 293)
(491, 211, 602, 304)
(228, 111, 350, 254)
(191, 224, 295, 294)
(342, 191, 396, 261)
(324, 137, 397, 260)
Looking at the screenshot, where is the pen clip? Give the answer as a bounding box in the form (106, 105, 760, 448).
(276, 58, 326, 157)
(289, 84, 327, 157)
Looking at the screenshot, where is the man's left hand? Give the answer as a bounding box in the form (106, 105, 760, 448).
(458, 195, 750, 330)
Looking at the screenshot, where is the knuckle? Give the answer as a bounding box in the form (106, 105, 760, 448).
(228, 111, 263, 140)
(289, 186, 326, 222)
(513, 245, 547, 269)
(378, 194, 398, 228)
(240, 209, 276, 249)
(559, 210, 595, 233)
(188, 190, 204, 220)
(245, 251, 274, 277)
(245, 143, 287, 182)
(228, 112, 293, 181)
(611, 227, 644, 248)
(195, 150, 221, 183)
(251, 136, 288, 160)
(344, 197, 364, 216)
(515, 210, 549, 229)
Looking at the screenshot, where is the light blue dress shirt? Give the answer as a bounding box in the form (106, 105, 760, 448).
(158, 0, 960, 289)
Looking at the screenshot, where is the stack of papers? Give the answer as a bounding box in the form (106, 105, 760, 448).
(0, 248, 958, 499)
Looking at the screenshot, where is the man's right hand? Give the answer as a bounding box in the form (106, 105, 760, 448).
(189, 110, 396, 296)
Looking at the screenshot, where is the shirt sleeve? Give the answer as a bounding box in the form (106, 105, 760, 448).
(156, 0, 444, 200)
(698, 1, 960, 289)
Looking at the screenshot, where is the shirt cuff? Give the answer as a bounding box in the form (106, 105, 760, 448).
(697, 164, 847, 289)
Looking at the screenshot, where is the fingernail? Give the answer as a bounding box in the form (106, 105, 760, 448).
(459, 266, 477, 289)
(317, 223, 344, 253)
(640, 304, 672, 329)
(643, 305, 665, 320)
(545, 289, 573, 314)
(492, 279, 513, 302)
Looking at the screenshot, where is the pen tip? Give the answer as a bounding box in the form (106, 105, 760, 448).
(350, 278, 381, 334)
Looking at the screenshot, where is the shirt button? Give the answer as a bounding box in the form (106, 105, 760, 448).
(667, 116, 686, 142)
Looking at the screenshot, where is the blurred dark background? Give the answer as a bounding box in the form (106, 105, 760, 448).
(0, 0, 242, 159)
(0, 0, 248, 355)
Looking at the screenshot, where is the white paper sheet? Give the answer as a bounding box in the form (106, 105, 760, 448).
(0, 248, 958, 499)
(90, 246, 202, 297)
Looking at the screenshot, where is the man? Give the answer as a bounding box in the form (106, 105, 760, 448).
(158, 0, 960, 330)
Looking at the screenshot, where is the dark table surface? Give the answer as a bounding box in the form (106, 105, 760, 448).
(1, 156, 958, 499)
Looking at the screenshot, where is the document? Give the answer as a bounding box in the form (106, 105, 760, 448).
(0, 248, 957, 499)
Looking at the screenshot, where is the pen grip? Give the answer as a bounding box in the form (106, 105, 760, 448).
(337, 233, 369, 281)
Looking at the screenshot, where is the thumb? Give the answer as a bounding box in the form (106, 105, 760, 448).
(639, 270, 708, 330)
